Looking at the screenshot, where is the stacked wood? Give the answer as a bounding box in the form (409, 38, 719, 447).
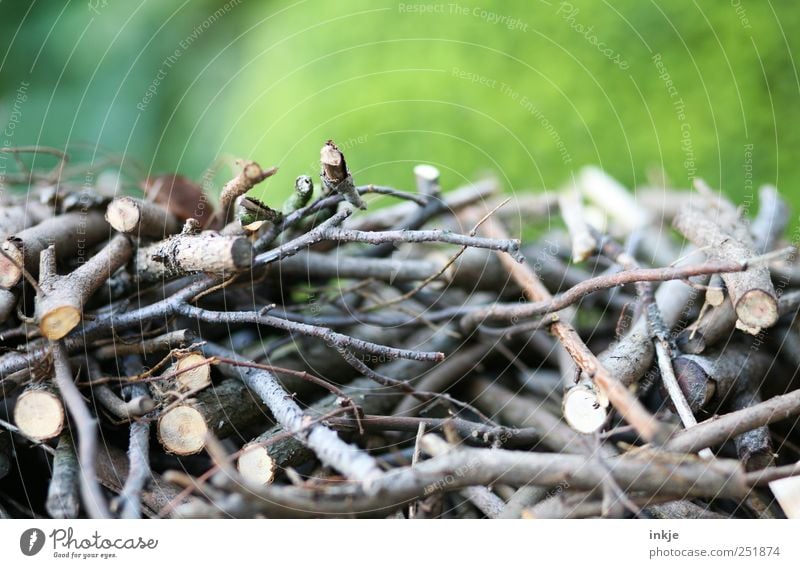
(1, 144, 799, 521)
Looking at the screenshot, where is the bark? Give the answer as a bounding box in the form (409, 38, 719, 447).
(51, 342, 110, 518)
(673, 346, 773, 413)
(93, 329, 196, 360)
(35, 235, 132, 340)
(118, 374, 152, 519)
(105, 196, 181, 238)
(662, 386, 800, 455)
(203, 342, 383, 484)
(156, 378, 271, 455)
(644, 500, 726, 519)
(0, 210, 109, 289)
(45, 433, 80, 519)
(674, 202, 778, 330)
(135, 232, 253, 281)
(181, 436, 747, 518)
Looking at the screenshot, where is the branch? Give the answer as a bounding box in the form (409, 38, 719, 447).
(51, 341, 110, 518)
(105, 197, 181, 238)
(0, 210, 109, 289)
(36, 235, 132, 340)
(201, 342, 383, 485)
(135, 232, 253, 281)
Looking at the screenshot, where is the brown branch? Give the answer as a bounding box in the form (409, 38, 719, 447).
(474, 215, 665, 444)
(0, 210, 109, 289)
(674, 199, 779, 331)
(36, 235, 132, 340)
(105, 197, 181, 238)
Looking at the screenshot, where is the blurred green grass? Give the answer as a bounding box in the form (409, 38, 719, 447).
(1, 1, 798, 213)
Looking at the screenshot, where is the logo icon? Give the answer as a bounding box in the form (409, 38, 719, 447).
(20, 529, 45, 556)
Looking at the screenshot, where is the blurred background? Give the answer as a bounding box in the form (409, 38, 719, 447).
(1, 0, 798, 209)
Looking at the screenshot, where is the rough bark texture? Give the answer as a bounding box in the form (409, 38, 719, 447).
(674, 203, 778, 330)
(35, 235, 132, 340)
(135, 232, 253, 281)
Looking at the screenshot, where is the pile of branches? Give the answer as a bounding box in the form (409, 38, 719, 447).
(1, 142, 800, 519)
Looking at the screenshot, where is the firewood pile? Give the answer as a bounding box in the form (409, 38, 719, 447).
(1, 142, 800, 519)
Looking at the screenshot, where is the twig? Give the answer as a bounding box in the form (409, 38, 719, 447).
(51, 341, 110, 519)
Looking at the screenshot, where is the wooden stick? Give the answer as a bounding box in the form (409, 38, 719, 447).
(0, 210, 109, 289)
(135, 232, 253, 282)
(655, 387, 800, 455)
(36, 235, 132, 340)
(0, 429, 10, 482)
(105, 196, 181, 238)
(156, 378, 271, 455)
(475, 216, 664, 442)
(674, 202, 778, 330)
(218, 160, 278, 225)
(93, 329, 195, 360)
(51, 341, 110, 518)
(203, 342, 383, 484)
(183, 435, 747, 518)
(45, 433, 80, 519)
(320, 140, 365, 210)
(117, 360, 152, 520)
